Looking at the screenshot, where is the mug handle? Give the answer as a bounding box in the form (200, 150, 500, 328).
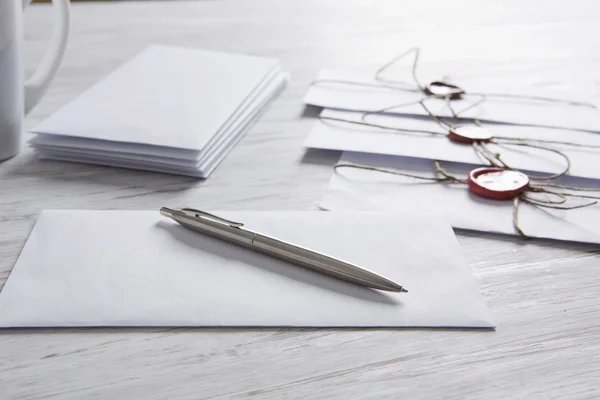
(23, 0, 70, 115)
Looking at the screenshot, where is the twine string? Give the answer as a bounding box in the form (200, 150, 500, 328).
(311, 47, 597, 113)
(334, 161, 600, 237)
(318, 48, 600, 238)
(334, 161, 467, 184)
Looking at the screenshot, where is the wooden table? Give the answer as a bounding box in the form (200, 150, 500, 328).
(2, 0, 600, 398)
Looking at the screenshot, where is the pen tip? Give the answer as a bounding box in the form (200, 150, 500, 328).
(400, 288, 408, 293)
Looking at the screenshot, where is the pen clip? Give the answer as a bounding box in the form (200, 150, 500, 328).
(180, 208, 244, 228)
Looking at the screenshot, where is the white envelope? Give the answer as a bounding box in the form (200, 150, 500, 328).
(32, 45, 281, 149)
(304, 70, 600, 132)
(321, 152, 600, 244)
(304, 109, 600, 180)
(28, 45, 288, 178)
(0, 210, 494, 328)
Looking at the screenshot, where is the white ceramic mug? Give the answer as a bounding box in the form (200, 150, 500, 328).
(0, 0, 70, 161)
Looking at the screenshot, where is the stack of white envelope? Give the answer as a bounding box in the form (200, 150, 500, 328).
(303, 66, 600, 244)
(30, 45, 288, 178)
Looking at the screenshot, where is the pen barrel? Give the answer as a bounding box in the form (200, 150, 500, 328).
(167, 210, 403, 292)
(252, 235, 397, 290)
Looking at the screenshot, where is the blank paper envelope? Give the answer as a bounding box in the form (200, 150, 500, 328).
(0, 211, 494, 328)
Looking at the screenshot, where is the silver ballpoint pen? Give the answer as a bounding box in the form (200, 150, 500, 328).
(160, 207, 407, 293)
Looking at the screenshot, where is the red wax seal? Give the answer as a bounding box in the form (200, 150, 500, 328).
(448, 125, 493, 143)
(425, 81, 465, 100)
(468, 167, 529, 200)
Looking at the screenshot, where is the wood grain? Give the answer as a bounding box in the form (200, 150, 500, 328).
(1, 0, 600, 398)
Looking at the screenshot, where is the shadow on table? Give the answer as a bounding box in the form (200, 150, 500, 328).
(300, 148, 341, 167)
(455, 227, 600, 253)
(300, 104, 322, 119)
